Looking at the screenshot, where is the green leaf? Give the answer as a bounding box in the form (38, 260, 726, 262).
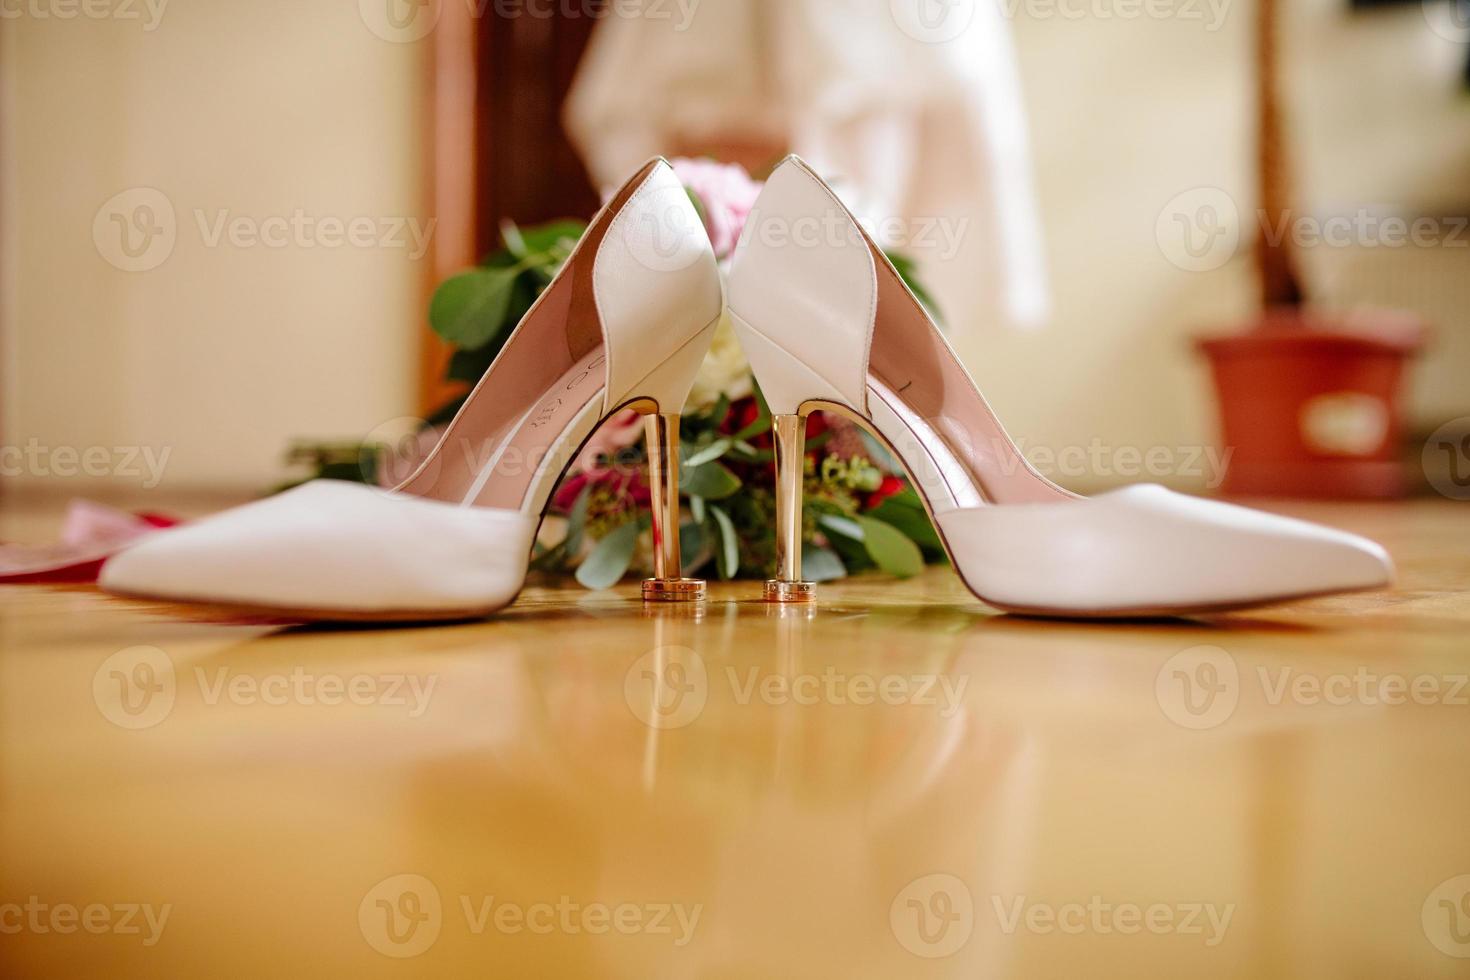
(689, 495, 706, 524)
(320, 460, 375, 485)
(856, 515, 925, 579)
(885, 250, 944, 324)
(679, 519, 709, 574)
(532, 481, 593, 575)
(430, 267, 519, 349)
(500, 220, 528, 259)
(883, 486, 925, 508)
(801, 544, 847, 583)
(858, 430, 902, 474)
(447, 346, 497, 384)
(510, 219, 586, 258)
(825, 528, 875, 572)
(709, 505, 739, 580)
(868, 492, 944, 554)
(710, 393, 731, 428)
(732, 397, 771, 441)
(751, 376, 771, 421)
(817, 513, 864, 542)
(681, 461, 741, 500)
(683, 438, 732, 469)
(484, 250, 520, 269)
(685, 188, 708, 227)
(562, 482, 593, 557)
(574, 519, 641, 590)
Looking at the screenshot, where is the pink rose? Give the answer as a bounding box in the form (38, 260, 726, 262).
(671, 158, 762, 260)
(571, 408, 645, 478)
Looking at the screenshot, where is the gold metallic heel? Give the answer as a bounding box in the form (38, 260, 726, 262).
(641, 412, 706, 602)
(763, 413, 816, 603)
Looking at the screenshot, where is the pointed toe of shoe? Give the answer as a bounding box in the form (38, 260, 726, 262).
(1313, 531, 1395, 594)
(99, 530, 205, 600)
(936, 485, 1396, 615)
(99, 481, 537, 618)
(1182, 493, 1395, 600)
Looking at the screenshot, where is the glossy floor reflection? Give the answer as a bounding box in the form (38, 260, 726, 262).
(1, 500, 1468, 978)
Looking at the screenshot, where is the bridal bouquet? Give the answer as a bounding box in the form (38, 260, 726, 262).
(290, 159, 944, 588)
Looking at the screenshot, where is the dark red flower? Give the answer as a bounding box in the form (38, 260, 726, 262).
(553, 469, 651, 514)
(625, 469, 652, 507)
(867, 476, 906, 509)
(722, 397, 760, 435)
(554, 472, 592, 513)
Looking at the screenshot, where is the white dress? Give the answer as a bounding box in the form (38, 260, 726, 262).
(564, 0, 1049, 332)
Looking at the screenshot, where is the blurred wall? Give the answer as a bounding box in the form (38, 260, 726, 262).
(3, 0, 1466, 496)
(1, 0, 426, 494)
(949, 0, 1470, 492)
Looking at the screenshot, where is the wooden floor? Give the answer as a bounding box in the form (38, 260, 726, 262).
(2, 495, 1469, 978)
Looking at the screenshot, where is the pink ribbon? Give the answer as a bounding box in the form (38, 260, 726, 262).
(0, 500, 178, 584)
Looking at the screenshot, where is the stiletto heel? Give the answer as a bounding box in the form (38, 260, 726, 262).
(101, 159, 723, 622)
(642, 411, 706, 603)
(764, 414, 816, 603)
(728, 156, 1393, 617)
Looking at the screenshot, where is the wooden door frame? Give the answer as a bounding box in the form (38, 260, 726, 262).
(418, 7, 599, 416)
(419, 0, 480, 415)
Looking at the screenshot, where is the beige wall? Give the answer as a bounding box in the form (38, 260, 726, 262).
(3, 0, 1466, 496)
(2, 0, 425, 493)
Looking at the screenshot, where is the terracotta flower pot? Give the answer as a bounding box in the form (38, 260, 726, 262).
(1196, 309, 1424, 499)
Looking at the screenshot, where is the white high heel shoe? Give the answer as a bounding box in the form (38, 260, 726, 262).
(726, 156, 1393, 616)
(101, 159, 724, 621)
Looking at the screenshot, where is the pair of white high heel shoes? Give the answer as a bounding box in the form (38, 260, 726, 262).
(101, 157, 1393, 621)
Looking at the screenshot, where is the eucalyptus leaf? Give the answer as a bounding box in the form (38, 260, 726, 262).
(679, 519, 709, 574)
(824, 526, 874, 572)
(732, 448, 774, 464)
(817, 513, 864, 542)
(801, 544, 848, 583)
(681, 461, 741, 500)
(709, 505, 739, 580)
(689, 495, 706, 524)
(430, 267, 520, 350)
(683, 438, 732, 469)
(858, 430, 902, 475)
(563, 482, 593, 558)
(574, 519, 641, 590)
(856, 515, 925, 579)
(500, 220, 528, 259)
